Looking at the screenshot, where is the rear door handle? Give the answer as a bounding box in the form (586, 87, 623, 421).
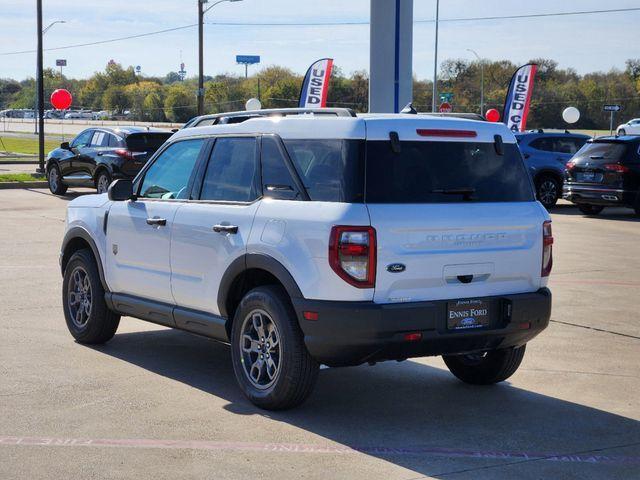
(146, 217, 167, 226)
(213, 224, 238, 234)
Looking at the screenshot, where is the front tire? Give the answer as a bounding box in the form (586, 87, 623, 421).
(47, 163, 67, 195)
(618, 129, 626, 136)
(62, 249, 120, 344)
(95, 170, 112, 194)
(443, 345, 526, 385)
(536, 175, 561, 208)
(230, 286, 319, 410)
(578, 204, 604, 215)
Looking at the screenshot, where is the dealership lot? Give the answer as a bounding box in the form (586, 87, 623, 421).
(0, 188, 638, 479)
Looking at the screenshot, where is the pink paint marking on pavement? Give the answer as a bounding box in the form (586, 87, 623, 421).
(1, 436, 639, 466)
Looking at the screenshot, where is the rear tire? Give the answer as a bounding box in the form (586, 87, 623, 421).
(230, 285, 319, 410)
(443, 345, 526, 385)
(535, 175, 561, 208)
(47, 163, 67, 195)
(95, 170, 112, 194)
(62, 249, 120, 344)
(578, 204, 604, 215)
(618, 129, 626, 136)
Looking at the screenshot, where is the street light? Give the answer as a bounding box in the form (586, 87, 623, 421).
(197, 0, 243, 116)
(35, 20, 66, 139)
(43, 20, 66, 34)
(467, 48, 484, 115)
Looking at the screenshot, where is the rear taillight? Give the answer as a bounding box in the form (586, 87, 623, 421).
(541, 220, 553, 277)
(565, 160, 576, 171)
(329, 226, 376, 288)
(603, 163, 629, 173)
(114, 149, 144, 160)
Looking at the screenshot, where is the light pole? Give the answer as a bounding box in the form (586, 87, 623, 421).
(467, 48, 484, 115)
(197, 0, 243, 116)
(431, 0, 440, 112)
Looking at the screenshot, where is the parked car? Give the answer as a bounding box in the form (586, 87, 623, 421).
(616, 119, 640, 136)
(515, 130, 591, 208)
(64, 110, 94, 120)
(60, 108, 553, 410)
(46, 127, 173, 195)
(563, 135, 640, 216)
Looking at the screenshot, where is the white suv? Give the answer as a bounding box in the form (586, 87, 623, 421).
(60, 108, 553, 410)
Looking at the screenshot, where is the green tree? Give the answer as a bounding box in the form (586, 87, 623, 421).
(102, 85, 129, 114)
(164, 84, 197, 122)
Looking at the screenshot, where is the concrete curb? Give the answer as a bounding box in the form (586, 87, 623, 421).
(0, 181, 48, 190)
(0, 160, 39, 165)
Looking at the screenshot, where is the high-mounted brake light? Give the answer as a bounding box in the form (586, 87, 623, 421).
(416, 129, 477, 138)
(329, 226, 376, 288)
(541, 221, 553, 277)
(603, 163, 629, 173)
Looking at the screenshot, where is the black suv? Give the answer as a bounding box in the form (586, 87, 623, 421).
(46, 127, 173, 195)
(563, 135, 640, 216)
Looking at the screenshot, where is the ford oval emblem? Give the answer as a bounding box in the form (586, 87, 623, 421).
(387, 263, 406, 273)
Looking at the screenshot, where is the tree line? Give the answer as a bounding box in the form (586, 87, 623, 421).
(1, 58, 639, 128)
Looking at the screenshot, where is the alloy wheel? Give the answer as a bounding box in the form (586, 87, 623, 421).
(239, 309, 282, 389)
(97, 175, 110, 194)
(48, 168, 58, 191)
(538, 180, 557, 207)
(67, 266, 92, 328)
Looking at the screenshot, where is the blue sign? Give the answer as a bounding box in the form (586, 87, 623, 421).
(236, 55, 260, 65)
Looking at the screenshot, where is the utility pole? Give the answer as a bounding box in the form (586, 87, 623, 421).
(36, 0, 45, 173)
(197, 0, 205, 116)
(431, 0, 440, 112)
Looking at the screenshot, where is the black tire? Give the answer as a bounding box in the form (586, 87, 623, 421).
(47, 163, 67, 195)
(535, 175, 561, 208)
(95, 170, 112, 194)
(230, 285, 319, 410)
(618, 129, 626, 136)
(62, 249, 120, 344)
(578, 204, 604, 216)
(443, 345, 526, 385)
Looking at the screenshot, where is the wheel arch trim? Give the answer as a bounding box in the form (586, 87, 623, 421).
(61, 226, 109, 292)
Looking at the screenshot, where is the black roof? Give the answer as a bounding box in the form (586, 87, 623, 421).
(593, 135, 640, 143)
(88, 126, 172, 136)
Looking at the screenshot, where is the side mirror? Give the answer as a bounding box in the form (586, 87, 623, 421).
(60, 141, 70, 150)
(108, 179, 134, 201)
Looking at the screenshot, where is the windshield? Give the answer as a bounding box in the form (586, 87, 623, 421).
(365, 141, 534, 203)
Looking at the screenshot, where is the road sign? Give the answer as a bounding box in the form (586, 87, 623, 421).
(439, 102, 452, 113)
(55, 59, 67, 67)
(603, 104, 621, 112)
(236, 55, 260, 65)
(440, 92, 454, 103)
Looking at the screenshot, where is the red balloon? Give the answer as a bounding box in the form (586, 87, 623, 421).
(50, 89, 72, 110)
(485, 108, 500, 123)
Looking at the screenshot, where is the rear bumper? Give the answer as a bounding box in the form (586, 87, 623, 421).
(292, 288, 551, 367)
(563, 184, 638, 207)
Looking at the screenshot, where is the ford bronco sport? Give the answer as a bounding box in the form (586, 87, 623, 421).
(60, 108, 553, 410)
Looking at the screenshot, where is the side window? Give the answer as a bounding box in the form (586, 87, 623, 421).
(199, 137, 259, 202)
(91, 131, 107, 147)
(139, 139, 204, 200)
(261, 136, 300, 200)
(71, 130, 93, 148)
(107, 134, 124, 148)
(529, 138, 553, 152)
(553, 138, 578, 154)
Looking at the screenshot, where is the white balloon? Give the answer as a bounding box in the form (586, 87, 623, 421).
(562, 107, 580, 124)
(245, 98, 262, 111)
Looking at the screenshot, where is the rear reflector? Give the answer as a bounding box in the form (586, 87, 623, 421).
(403, 332, 423, 342)
(303, 311, 318, 321)
(519, 322, 531, 330)
(603, 163, 630, 173)
(416, 129, 477, 138)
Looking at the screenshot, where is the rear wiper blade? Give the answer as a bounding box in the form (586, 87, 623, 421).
(589, 155, 604, 159)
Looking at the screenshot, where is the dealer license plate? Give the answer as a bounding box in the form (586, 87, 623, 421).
(447, 299, 490, 330)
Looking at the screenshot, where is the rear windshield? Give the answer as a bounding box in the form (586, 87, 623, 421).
(366, 141, 534, 203)
(126, 132, 173, 153)
(283, 139, 364, 202)
(572, 142, 629, 164)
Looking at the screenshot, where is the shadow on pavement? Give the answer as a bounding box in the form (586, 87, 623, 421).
(90, 328, 640, 478)
(549, 204, 639, 222)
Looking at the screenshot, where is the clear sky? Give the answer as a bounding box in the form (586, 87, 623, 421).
(1, 0, 639, 81)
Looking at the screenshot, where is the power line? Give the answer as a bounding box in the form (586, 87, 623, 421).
(1, 7, 639, 56)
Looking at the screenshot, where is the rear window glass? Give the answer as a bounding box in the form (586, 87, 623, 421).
(283, 139, 364, 202)
(366, 141, 534, 203)
(572, 142, 629, 163)
(126, 133, 172, 153)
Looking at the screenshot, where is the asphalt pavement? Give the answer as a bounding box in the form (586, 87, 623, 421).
(0, 189, 638, 479)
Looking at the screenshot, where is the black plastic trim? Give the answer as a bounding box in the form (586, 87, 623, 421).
(60, 226, 108, 292)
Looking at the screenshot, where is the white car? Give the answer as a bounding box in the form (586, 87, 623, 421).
(59, 108, 553, 410)
(617, 118, 640, 136)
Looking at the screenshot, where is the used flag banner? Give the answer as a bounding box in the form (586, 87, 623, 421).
(502, 63, 537, 132)
(298, 58, 334, 108)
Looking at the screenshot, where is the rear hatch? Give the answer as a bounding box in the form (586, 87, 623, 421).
(364, 121, 547, 304)
(566, 140, 630, 187)
(120, 132, 173, 175)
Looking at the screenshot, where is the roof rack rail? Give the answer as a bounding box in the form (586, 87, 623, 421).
(184, 107, 357, 128)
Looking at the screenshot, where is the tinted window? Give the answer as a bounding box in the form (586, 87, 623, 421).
(572, 142, 629, 164)
(200, 137, 259, 202)
(261, 136, 300, 200)
(366, 141, 534, 203)
(139, 139, 204, 199)
(283, 140, 364, 202)
(71, 130, 93, 148)
(91, 131, 108, 147)
(553, 137, 582, 154)
(529, 137, 554, 152)
(108, 134, 124, 148)
(126, 132, 172, 153)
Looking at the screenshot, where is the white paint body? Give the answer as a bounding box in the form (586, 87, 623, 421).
(65, 114, 550, 317)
